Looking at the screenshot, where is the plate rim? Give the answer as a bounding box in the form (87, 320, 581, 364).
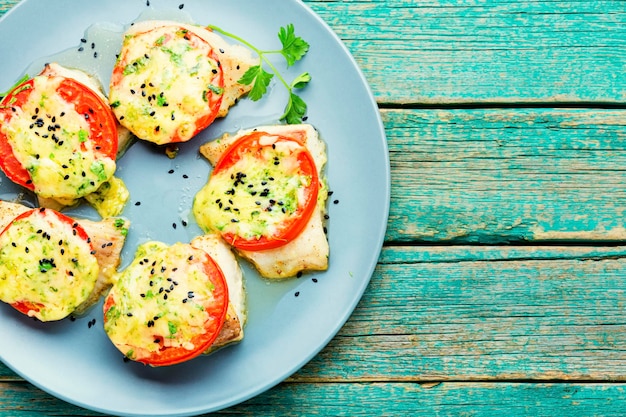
(0, 0, 390, 415)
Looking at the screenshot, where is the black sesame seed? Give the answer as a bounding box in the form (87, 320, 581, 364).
(135, 201, 141, 206)
(179, 3, 184, 9)
(295, 291, 300, 297)
(334, 200, 339, 204)
(297, 271, 303, 278)
(172, 223, 177, 229)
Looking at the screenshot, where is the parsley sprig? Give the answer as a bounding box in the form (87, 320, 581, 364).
(207, 23, 311, 124)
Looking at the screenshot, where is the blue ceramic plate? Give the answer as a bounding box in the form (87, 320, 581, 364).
(0, 0, 389, 415)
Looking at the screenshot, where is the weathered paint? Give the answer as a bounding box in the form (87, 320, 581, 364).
(383, 108, 626, 243)
(2, 380, 626, 416)
(2, 0, 626, 416)
(306, 0, 626, 104)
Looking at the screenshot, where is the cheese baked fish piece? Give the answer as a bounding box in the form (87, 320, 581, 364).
(109, 20, 257, 145)
(30, 63, 133, 215)
(0, 200, 129, 316)
(196, 124, 329, 279)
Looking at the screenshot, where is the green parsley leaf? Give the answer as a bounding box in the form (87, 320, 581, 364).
(278, 24, 310, 67)
(238, 65, 274, 101)
(291, 72, 311, 89)
(281, 92, 307, 125)
(0, 74, 30, 103)
(208, 23, 310, 123)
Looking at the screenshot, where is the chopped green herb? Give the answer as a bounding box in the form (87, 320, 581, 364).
(78, 129, 88, 143)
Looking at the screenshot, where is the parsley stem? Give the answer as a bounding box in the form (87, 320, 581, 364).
(207, 25, 292, 91)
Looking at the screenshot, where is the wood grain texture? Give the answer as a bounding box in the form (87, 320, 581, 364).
(2, 1, 626, 416)
(2, 381, 626, 417)
(384, 108, 626, 243)
(0, 0, 17, 14)
(305, 0, 626, 104)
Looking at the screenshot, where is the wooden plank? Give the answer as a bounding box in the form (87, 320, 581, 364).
(3, 1, 625, 105)
(2, 381, 626, 416)
(4, 246, 626, 383)
(383, 108, 626, 243)
(305, 0, 626, 104)
(293, 245, 626, 381)
(0, 0, 17, 14)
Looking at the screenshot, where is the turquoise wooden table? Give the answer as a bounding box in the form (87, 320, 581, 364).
(2, 0, 626, 415)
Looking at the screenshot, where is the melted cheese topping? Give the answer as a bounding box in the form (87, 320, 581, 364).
(1, 76, 116, 199)
(109, 25, 222, 144)
(84, 176, 130, 218)
(0, 209, 99, 321)
(104, 242, 224, 360)
(193, 134, 313, 242)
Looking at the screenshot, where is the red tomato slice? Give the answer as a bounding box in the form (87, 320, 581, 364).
(212, 131, 319, 251)
(0, 208, 96, 321)
(0, 76, 118, 191)
(103, 243, 229, 366)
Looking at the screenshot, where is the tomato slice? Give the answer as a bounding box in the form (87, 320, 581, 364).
(0, 75, 118, 194)
(103, 242, 229, 366)
(194, 131, 319, 251)
(109, 25, 224, 145)
(0, 208, 98, 321)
